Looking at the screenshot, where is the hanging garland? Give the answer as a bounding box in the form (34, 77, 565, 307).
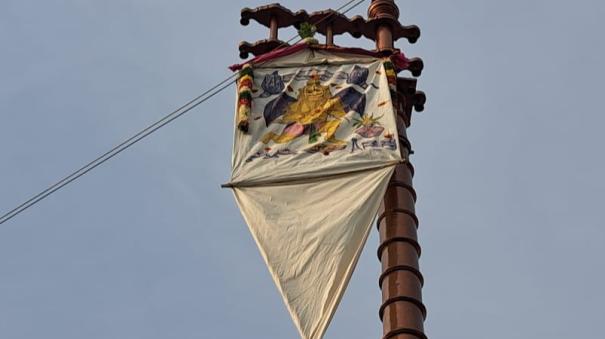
(383, 60, 399, 116)
(237, 64, 254, 132)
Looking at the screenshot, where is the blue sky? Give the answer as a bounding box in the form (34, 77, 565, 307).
(1, 1, 604, 338)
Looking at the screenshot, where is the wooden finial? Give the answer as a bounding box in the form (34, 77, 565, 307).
(368, 0, 400, 21)
(368, 0, 399, 50)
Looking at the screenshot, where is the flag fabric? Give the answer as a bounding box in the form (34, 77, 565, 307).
(226, 45, 403, 339)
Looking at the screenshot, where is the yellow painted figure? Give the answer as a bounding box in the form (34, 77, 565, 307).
(262, 76, 347, 146)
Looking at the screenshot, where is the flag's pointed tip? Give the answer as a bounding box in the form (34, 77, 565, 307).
(233, 167, 395, 339)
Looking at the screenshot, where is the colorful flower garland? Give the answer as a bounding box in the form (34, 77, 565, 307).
(237, 64, 254, 132)
(383, 60, 399, 116)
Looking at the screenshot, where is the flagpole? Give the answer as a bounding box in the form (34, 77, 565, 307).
(369, 1, 428, 339)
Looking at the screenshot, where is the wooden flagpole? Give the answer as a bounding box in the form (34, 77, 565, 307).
(369, 1, 427, 339)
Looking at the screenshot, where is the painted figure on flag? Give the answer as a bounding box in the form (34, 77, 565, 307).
(260, 67, 371, 152)
(262, 74, 347, 147)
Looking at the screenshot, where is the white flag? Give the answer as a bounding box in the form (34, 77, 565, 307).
(226, 47, 402, 339)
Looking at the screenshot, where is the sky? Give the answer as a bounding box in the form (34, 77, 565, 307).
(1, 0, 604, 338)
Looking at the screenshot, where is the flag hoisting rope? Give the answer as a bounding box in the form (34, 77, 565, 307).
(0, 0, 369, 226)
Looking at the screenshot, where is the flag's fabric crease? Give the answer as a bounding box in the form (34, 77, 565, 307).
(226, 46, 402, 339)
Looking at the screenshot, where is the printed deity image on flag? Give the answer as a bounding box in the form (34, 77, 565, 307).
(225, 45, 406, 339)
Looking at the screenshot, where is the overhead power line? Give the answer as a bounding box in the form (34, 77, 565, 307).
(0, 0, 368, 225)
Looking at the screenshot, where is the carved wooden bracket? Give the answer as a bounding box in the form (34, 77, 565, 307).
(238, 39, 289, 59)
(238, 3, 420, 58)
(397, 77, 426, 127)
(362, 19, 420, 44)
(240, 4, 308, 29)
(407, 58, 424, 77)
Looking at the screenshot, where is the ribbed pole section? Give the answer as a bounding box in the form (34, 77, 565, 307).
(369, 1, 427, 339)
(377, 158, 426, 339)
